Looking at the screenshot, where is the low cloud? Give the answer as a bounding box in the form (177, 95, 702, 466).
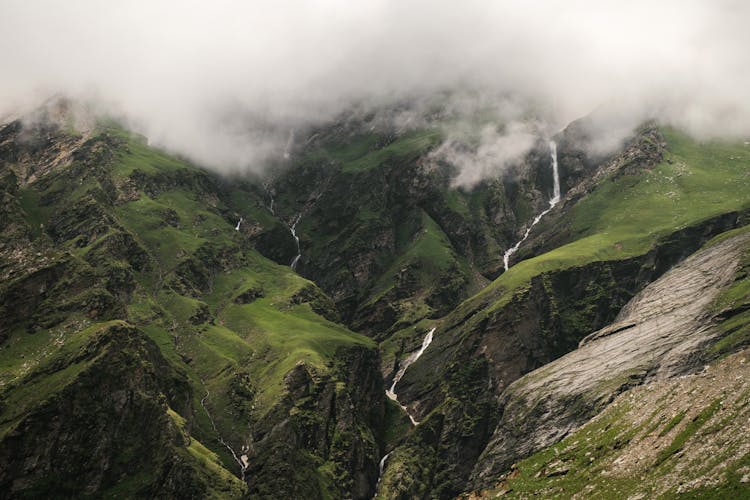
(432, 122, 539, 188)
(1, 0, 749, 180)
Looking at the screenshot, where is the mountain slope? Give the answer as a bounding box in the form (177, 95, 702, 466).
(373, 125, 750, 498)
(473, 346, 750, 499)
(471, 225, 750, 488)
(261, 107, 559, 339)
(2, 98, 750, 499)
(0, 101, 386, 499)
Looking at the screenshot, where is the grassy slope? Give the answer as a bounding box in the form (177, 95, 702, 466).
(0, 126, 376, 495)
(363, 210, 466, 327)
(464, 128, 750, 314)
(341, 130, 442, 173)
(300, 129, 442, 174)
(275, 125, 496, 341)
(111, 133, 374, 433)
(707, 224, 750, 356)
(376, 127, 750, 499)
(448, 131, 750, 498)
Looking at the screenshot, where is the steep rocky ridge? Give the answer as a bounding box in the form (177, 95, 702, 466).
(470, 227, 750, 487)
(0, 322, 244, 498)
(3, 97, 750, 499)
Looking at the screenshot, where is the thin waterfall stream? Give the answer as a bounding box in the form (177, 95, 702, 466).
(289, 214, 302, 270)
(262, 183, 302, 271)
(385, 327, 436, 426)
(503, 141, 561, 271)
(200, 387, 250, 481)
(375, 327, 436, 492)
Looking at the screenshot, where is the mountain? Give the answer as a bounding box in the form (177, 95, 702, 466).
(1, 97, 749, 498)
(0, 99, 383, 499)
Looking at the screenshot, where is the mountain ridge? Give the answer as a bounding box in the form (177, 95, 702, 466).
(1, 98, 749, 498)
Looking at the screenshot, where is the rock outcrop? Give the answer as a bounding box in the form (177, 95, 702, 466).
(471, 229, 750, 486)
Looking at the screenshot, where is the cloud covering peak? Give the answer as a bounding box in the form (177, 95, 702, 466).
(2, 0, 749, 174)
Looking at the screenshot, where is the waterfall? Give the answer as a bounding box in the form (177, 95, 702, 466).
(503, 141, 562, 271)
(385, 327, 436, 426)
(262, 183, 276, 215)
(262, 183, 302, 271)
(283, 129, 295, 160)
(289, 214, 302, 270)
(375, 451, 392, 488)
(379, 452, 392, 476)
(372, 451, 394, 498)
(550, 140, 561, 203)
(200, 387, 249, 481)
(235, 217, 243, 231)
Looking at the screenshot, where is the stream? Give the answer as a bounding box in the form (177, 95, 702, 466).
(385, 327, 436, 426)
(503, 141, 561, 271)
(200, 388, 249, 481)
(375, 327, 436, 493)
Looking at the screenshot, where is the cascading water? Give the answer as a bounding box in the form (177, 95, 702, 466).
(289, 214, 302, 270)
(235, 217, 243, 231)
(200, 387, 249, 480)
(550, 141, 561, 203)
(262, 183, 276, 215)
(385, 327, 436, 426)
(283, 129, 295, 160)
(262, 182, 302, 271)
(374, 451, 392, 490)
(503, 141, 562, 271)
(375, 328, 435, 495)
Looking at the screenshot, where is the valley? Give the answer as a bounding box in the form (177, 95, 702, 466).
(1, 98, 749, 499)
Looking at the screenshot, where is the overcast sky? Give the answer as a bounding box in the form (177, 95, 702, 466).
(2, 0, 749, 176)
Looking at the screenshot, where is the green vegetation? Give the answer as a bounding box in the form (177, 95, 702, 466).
(467, 128, 750, 313)
(111, 130, 202, 178)
(166, 408, 247, 498)
(341, 130, 442, 173)
(489, 345, 750, 499)
(361, 210, 465, 329)
(658, 411, 685, 437)
(0, 321, 124, 436)
(17, 187, 50, 236)
(5, 102, 750, 500)
(709, 229, 750, 356)
(382, 398, 413, 448)
(492, 402, 642, 498)
(1, 120, 385, 499)
(654, 399, 722, 467)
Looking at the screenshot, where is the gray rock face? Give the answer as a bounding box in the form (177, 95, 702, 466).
(471, 230, 750, 487)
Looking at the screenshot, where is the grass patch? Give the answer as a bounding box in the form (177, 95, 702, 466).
(658, 411, 686, 437)
(341, 130, 442, 173)
(366, 210, 457, 306)
(17, 187, 50, 236)
(221, 300, 373, 409)
(111, 131, 202, 178)
(0, 321, 125, 437)
(654, 399, 723, 467)
(500, 401, 644, 498)
(166, 408, 247, 498)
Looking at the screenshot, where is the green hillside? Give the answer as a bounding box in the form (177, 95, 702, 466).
(373, 125, 750, 498)
(0, 117, 383, 498)
(2, 102, 750, 499)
